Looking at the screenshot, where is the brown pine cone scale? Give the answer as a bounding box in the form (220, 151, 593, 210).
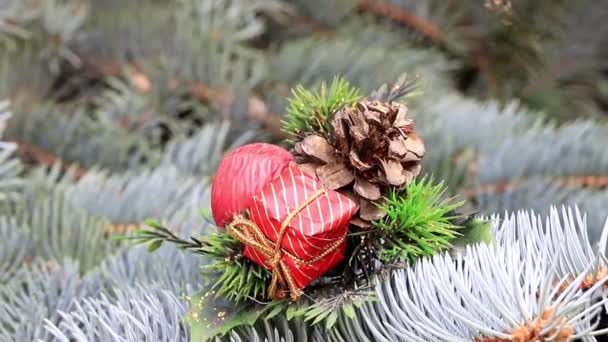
(316, 162, 354, 190)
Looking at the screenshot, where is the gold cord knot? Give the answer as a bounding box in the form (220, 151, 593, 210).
(268, 254, 282, 268)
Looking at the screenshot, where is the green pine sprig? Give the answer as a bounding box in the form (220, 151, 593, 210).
(373, 177, 465, 262)
(297, 288, 372, 330)
(282, 75, 362, 142)
(202, 231, 271, 303)
(188, 285, 374, 341)
(129, 220, 271, 303)
(127, 219, 208, 254)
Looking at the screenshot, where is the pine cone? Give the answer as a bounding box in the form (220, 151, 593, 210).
(294, 100, 425, 227)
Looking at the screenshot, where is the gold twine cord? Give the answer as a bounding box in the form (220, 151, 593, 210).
(226, 188, 344, 301)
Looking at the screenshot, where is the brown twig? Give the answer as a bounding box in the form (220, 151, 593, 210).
(355, 0, 501, 94)
(474, 308, 573, 342)
(356, 0, 497, 94)
(464, 175, 608, 199)
(465, 28, 498, 92)
(13, 140, 87, 178)
(265, 7, 334, 37)
(477, 266, 607, 341)
(84, 57, 287, 139)
(356, 0, 442, 43)
(13, 55, 287, 177)
(104, 223, 141, 237)
(269, 1, 442, 42)
(558, 266, 608, 294)
(188, 82, 286, 139)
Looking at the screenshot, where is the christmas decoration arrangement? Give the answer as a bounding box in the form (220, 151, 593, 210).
(133, 76, 493, 340)
(5, 1, 608, 341)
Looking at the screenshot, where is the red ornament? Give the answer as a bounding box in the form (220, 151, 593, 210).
(211, 143, 294, 227)
(227, 163, 357, 300)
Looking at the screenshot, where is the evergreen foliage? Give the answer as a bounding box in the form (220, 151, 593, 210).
(1, 0, 608, 341)
(282, 76, 362, 141)
(132, 220, 272, 303)
(201, 232, 272, 303)
(374, 178, 464, 262)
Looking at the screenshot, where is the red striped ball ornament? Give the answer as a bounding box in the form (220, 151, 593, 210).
(211, 143, 294, 227)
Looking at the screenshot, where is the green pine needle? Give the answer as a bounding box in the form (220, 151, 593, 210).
(199, 231, 272, 303)
(281, 75, 362, 142)
(130, 221, 271, 303)
(374, 177, 465, 262)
